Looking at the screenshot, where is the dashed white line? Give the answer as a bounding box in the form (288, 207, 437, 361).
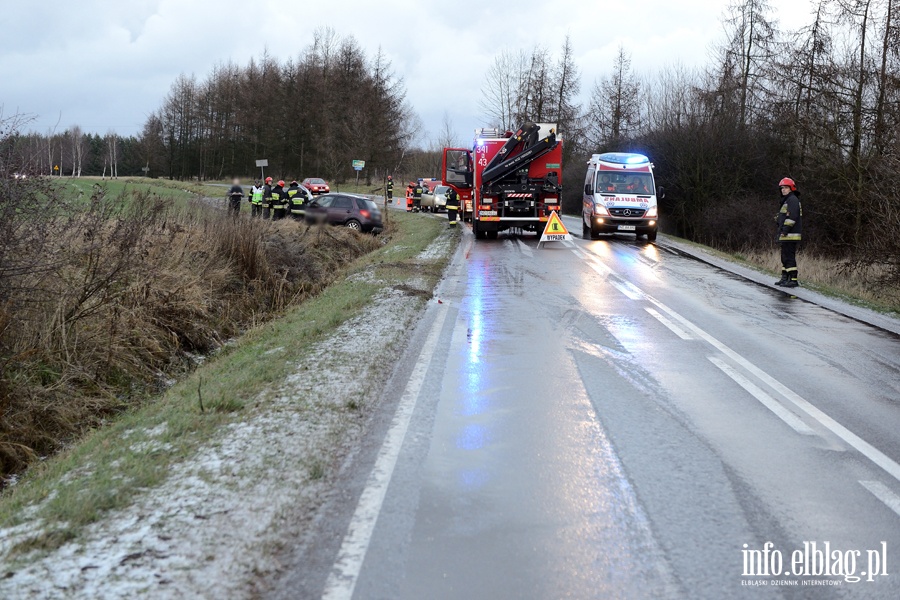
(322, 306, 450, 600)
(708, 356, 816, 436)
(571, 238, 900, 486)
(860, 480, 900, 518)
(645, 307, 694, 340)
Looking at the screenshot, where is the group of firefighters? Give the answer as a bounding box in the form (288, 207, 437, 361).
(228, 174, 460, 228)
(232, 173, 800, 286)
(386, 175, 458, 228)
(227, 177, 310, 221)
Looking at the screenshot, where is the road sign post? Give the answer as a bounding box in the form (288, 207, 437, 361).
(352, 159, 365, 190)
(255, 159, 269, 181)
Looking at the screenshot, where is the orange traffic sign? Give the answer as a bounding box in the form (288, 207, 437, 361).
(539, 211, 571, 244)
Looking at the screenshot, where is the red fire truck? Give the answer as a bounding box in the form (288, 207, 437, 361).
(441, 122, 563, 240)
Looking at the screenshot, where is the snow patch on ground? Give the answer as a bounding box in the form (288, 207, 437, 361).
(0, 236, 449, 599)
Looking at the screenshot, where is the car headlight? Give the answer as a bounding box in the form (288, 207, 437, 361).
(594, 203, 610, 216)
(646, 207, 658, 218)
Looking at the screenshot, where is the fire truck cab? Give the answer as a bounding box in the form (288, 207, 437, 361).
(582, 152, 660, 241)
(442, 122, 563, 240)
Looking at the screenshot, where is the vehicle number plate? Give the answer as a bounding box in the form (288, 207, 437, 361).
(617, 225, 637, 231)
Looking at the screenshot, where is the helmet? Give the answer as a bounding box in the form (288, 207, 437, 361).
(265, 177, 273, 183)
(778, 177, 796, 191)
(387, 175, 392, 180)
(277, 180, 285, 187)
(291, 180, 298, 185)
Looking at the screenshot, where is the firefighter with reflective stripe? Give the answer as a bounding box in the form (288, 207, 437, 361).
(412, 182, 424, 212)
(250, 181, 264, 218)
(386, 175, 393, 202)
(445, 187, 459, 228)
(271, 180, 288, 220)
(288, 181, 306, 221)
(775, 177, 803, 288)
(262, 176, 274, 219)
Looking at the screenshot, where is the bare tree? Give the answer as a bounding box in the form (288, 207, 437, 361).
(588, 45, 641, 148)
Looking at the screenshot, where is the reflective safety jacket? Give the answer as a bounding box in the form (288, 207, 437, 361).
(445, 188, 459, 210)
(777, 191, 802, 242)
(270, 185, 287, 210)
(413, 185, 423, 198)
(288, 185, 306, 215)
(386, 179, 393, 194)
(251, 186, 263, 205)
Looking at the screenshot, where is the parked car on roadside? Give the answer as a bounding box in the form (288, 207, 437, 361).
(301, 177, 330, 195)
(304, 193, 382, 232)
(421, 184, 449, 212)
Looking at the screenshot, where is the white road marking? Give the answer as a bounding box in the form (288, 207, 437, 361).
(322, 307, 450, 600)
(571, 239, 900, 485)
(515, 238, 534, 257)
(708, 356, 816, 435)
(645, 307, 694, 340)
(609, 279, 642, 300)
(860, 480, 900, 518)
(645, 295, 900, 484)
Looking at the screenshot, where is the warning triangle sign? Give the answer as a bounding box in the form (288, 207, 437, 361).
(539, 210, 571, 244)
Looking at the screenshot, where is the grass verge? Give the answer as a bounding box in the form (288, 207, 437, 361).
(0, 211, 453, 559)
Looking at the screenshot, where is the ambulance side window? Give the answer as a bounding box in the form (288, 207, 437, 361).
(584, 169, 595, 195)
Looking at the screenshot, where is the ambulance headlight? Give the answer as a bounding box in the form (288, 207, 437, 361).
(646, 207, 658, 218)
(594, 203, 609, 216)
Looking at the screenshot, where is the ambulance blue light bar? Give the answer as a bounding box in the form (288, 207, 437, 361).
(597, 152, 650, 165)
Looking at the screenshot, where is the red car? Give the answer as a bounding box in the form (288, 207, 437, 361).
(301, 177, 330, 195)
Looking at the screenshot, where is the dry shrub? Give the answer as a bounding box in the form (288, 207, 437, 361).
(0, 184, 380, 479)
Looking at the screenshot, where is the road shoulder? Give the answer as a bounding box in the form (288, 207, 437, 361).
(0, 218, 460, 599)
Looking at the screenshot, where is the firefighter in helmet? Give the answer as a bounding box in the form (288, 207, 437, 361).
(262, 176, 274, 219)
(271, 180, 288, 220)
(386, 175, 393, 204)
(412, 181, 424, 212)
(445, 187, 459, 228)
(775, 177, 803, 288)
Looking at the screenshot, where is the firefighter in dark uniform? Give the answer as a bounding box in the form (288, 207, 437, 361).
(412, 182, 424, 212)
(288, 181, 306, 221)
(775, 177, 802, 288)
(386, 175, 393, 204)
(445, 187, 459, 228)
(271, 180, 288, 220)
(262, 176, 274, 219)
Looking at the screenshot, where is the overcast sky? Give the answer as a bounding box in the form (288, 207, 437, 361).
(1, 0, 815, 145)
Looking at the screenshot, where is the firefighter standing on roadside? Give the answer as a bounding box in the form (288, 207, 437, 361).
(386, 175, 393, 205)
(262, 176, 274, 219)
(412, 181, 424, 212)
(775, 177, 803, 288)
(288, 180, 306, 221)
(271, 180, 288, 220)
(445, 187, 459, 228)
(250, 180, 263, 218)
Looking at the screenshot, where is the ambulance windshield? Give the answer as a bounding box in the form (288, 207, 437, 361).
(596, 172, 654, 195)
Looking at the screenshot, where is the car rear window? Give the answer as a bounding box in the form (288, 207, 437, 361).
(363, 199, 378, 210)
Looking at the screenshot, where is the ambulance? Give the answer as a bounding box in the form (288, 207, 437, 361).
(582, 153, 660, 241)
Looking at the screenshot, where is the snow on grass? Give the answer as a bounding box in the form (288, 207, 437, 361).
(0, 247, 445, 599)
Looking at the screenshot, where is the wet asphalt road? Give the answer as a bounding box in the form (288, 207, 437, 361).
(277, 216, 900, 600)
